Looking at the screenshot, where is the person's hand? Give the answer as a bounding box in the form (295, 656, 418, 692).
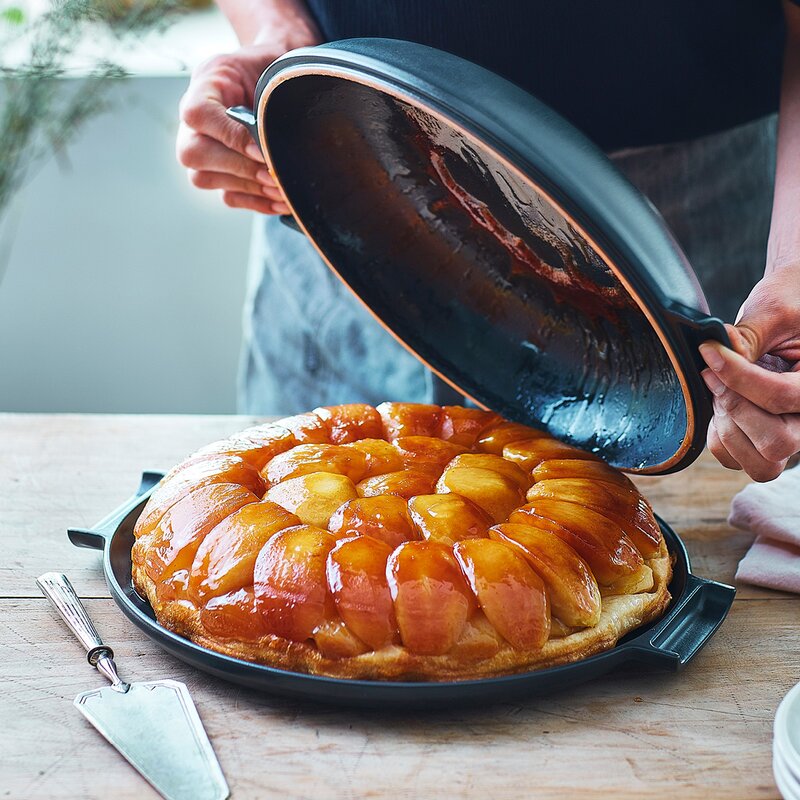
(699, 267, 800, 481)
(176, 37, 317, 214)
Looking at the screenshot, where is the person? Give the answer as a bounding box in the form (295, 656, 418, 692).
(176, 0, 800, 482)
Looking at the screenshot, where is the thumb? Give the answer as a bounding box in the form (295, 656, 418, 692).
(729, 270, 800, 363)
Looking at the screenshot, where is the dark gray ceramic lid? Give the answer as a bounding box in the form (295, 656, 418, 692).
(232, 38, 730, 473)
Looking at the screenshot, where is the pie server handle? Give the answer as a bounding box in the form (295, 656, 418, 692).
(36, 572, 130, 692)
(67, 471, 163, 551)
(627, 573, 735, 670)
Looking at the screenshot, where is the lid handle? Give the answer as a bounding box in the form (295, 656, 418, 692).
(664, 302, 732, 375)
(226, 105, 260, 147)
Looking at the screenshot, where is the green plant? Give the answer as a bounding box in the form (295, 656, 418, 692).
(0, 0, 187, 217)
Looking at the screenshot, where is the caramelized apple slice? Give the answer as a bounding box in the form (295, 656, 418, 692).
(313, 618, 370, 658)
(489, 523, 601, 627)
(454, 538, 550, 649)
(376, 402, 441, 440)
(450, 611, 504, 661)
(435, 465, 523, 523)
(192, 424, 296, 470)
(476, 421, 548, 454)
(134, 454, 265, 539)
(526, 478, 661, 556)
(342, 438, 404, 477)
(387, 541, 475, 655)
(357, 469, 438, 500)
(503, 438, 602, 470)
(510, 500, 642, 584)
(532, 458, 634, 489)
(276, 412, 330, 444)
(313, 404, 383, 444)
(254, 525, 337, 641)
(143, 483, 257, 589)
(549, 618, 581, 639)
(407, 494, 492, 545)
(444, 453, 531, 491)
(600, 564, 655, 597)
(393, 436, 468, 471)
(266, 472, 358, 527)
(438, 406, 502, 447)
(188, 500, 301, 603)
(263, 443, 368, 486)
(326, 535, 398, 649)
(328, 496, 417, 548)
(200, 588, 267, 641)
(238, 422, 297, 448)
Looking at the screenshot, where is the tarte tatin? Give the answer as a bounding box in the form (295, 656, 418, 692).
(131, 403, 671, 681)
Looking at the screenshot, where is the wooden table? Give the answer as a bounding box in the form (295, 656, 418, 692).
(2, 413, 798, 799)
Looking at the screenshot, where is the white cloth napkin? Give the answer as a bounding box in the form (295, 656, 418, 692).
(730, 466, 800, 594)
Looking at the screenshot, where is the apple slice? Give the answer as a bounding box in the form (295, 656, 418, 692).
(407, 494, 492, 545)
(476, 421, 549, 454)
(266, 472, 358, 528)
(526, 478, 661, 556)
(188, 499, 301, 603)
(313, 404, 383, 444)
(532, 458, 634, 489)
(237, 422, 297, 448)
(192, 424, 297, 470)
(435, 465, 524, 523)
(254, 525, 337, 641)
(313, 618, 371, 658)
(392, 436, 468, 471)
(142, 482, 257, 588)
(328, 496, 417, 548)
(437, 407, 502, 447)
(489, 523, 601, 627)
(200, 588, 267, 641)
(509, 500, 642, 584)
(342, 438, 405, 477)
(454, 538, 550, 649)
(263, 443, 368, 486)
(276, 412, 330, 444)
(600, 564, 655, 597)
(503, 438, 603, 471)
(387, 541, 475, 655)
(134, 454, 265, 540)
(443, 453, 531, 492)
(450, 611, 505, 661)
(376, 402, 441, 440)
(326, 535, 398, 649)
(357, 469, 438, 500)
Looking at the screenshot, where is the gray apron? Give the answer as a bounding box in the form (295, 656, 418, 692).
(238, 114, 777, 415)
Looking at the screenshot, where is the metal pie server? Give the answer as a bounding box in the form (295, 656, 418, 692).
(36, 572, 229, 800)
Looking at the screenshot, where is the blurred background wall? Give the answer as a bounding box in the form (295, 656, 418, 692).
(0, 9, 254, 413)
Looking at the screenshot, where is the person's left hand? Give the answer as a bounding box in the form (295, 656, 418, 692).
(699, 266, 800, 482)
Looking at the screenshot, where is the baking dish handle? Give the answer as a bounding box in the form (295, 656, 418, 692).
(67, 471, 164, 551)
(664, 302, 732, 375)
(628, 573, 735, 670)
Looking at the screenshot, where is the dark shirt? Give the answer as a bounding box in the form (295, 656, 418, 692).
(305, 0, 788, 152)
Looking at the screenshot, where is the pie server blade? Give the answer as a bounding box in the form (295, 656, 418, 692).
(37, 572, 229, 800)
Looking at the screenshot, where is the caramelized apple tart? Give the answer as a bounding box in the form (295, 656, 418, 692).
(131, 403, 671, 681)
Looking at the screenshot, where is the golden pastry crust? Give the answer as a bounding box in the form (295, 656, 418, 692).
(132, 403, 672, 681)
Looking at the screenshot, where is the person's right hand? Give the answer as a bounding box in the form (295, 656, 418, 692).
(176, 44, 302, 214)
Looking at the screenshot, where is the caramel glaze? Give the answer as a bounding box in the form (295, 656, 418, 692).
(426, 147, 636, 325)
(131, 403, 671, 681)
